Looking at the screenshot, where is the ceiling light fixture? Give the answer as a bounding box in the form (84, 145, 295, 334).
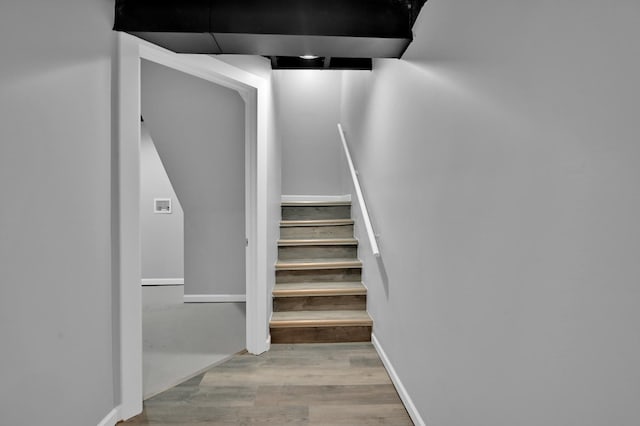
(299, 55, 319, 60)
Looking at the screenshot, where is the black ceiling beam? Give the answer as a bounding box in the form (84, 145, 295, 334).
(207, 0, 412, 39)
(114, 0, 427, 62)
(115, 0, 413, 38)
(114, 0, 426, 69)
(115, 0, 210, 32)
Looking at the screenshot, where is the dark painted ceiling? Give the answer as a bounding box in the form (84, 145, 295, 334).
(114, 0, 427, 70)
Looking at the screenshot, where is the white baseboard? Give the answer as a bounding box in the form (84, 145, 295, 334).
(372, 333, 426, 426)
(183, 294, 247, 303)
(97, 406, 120, 426)
(141, 278, 184, 286)
(281, 194, 352, 203)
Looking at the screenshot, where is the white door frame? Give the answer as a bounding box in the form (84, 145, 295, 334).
(116, 32, 270, 421)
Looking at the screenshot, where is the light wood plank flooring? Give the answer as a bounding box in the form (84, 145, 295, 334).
(122, 342, 413, 425)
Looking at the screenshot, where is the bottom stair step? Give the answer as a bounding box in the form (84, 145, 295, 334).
(270, 311, 372, 343)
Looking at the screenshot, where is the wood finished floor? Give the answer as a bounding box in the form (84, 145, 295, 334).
(122, 342, 413, 425)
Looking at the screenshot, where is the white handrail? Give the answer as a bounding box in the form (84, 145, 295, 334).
(337, 123, 381, 258)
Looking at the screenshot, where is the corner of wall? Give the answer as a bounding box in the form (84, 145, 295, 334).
(97, 406, 121, 426)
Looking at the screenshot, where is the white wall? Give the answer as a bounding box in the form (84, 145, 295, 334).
(0, 1, 116, 425)
(340, 1, 640, 425)
(141, 59, 246, 296)
(140, 124, 184, 280)
(275, 70, 344, 195)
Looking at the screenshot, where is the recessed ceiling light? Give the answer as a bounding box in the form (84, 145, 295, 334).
(299, 55, 319, 60)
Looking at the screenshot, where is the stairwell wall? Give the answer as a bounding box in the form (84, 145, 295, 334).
(0, 0, 116, 425)
(340, 1, 640, 425)
(275, 70, 345, 195)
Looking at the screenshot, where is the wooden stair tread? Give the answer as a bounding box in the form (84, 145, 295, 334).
(270, 310, 372, 328)
(276, 259, 362, 270)
(282, 201, 351, 207)
(278, 238, 358, 246)
(280, 219, 354, 227)
(273, 282, 366, 297)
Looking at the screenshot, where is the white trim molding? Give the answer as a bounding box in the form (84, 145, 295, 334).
(141, 278, 184, 286)
(117, 31, 144, 421)
(97, 407, 120, 426)
(281, 194, 352, 203)
(372, 334, 426, 426)
(183, 294, 247, 303)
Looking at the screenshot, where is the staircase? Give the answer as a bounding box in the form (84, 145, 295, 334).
(270, 200, 373, 343)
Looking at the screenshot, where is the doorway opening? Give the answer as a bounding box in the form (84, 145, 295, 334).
(117, 33, 270, 420)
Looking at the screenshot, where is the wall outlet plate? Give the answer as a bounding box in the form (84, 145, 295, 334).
(154, 198, 172, 214)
